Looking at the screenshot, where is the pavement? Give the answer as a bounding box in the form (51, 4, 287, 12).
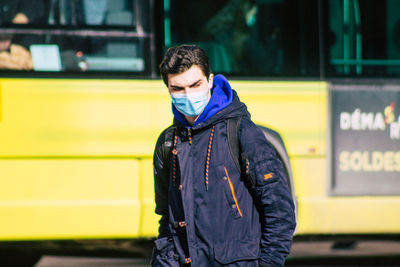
(34, 241, 400, 267)
(289, 240, 400, 258)
(35, 256, 150, 267)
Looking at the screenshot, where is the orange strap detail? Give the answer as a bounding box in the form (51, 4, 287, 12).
(224, 167, 243, 217)
(264, 172, 274, 180)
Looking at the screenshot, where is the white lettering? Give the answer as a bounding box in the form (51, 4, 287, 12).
(339, 151, 350, 171)
(390, 122, 400, 139)
(372, 151, 384, 171)
(384, 151, 394, 171)
(373, 113, 386, 130)
(340, 110, 387, 131)
(351, 109, 361, 130)
(363, 152, 372, 171)
(395, 152, 400, 171)
(339, 150, 400, 172)
(360, 112, 374, 130)
(350, 151, 362, 171)
(340, 112, 351, 130)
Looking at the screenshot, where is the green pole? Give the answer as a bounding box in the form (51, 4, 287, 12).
(343, 0, 350, 74)
(164, 0, 171, 48)
(353, 0, 362, 75)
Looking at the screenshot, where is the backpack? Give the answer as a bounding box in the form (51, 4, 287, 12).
(161, 116, 255, 189)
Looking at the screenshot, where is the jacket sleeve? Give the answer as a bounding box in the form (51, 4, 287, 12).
(239, 118, 296, 267)
(152, 130, 184, 267)
(153, 129, 170, 238)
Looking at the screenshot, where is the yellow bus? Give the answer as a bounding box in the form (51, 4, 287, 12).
(0, 0, 400, 264)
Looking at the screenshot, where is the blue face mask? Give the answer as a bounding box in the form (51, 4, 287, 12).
(171, 89, 209, 117)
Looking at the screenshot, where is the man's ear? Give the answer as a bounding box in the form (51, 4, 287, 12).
(208, 73, 214, 90)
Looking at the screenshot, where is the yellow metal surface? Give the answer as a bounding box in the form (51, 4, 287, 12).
(0, 82, 2, 123)
(139, 159, 161, 237)
(298, 197, 400, 234)
(0, 77, 399, 240)
(292, 157, 400, 234)
(0, 79, 325, 157)
(0, 78, 168, 239)
(0, 159, 141, 239)
(0, 79, 172, 157)
(231, 81, 327, 156)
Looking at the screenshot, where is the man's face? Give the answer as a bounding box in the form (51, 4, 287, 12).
(167, 65, 214, 98)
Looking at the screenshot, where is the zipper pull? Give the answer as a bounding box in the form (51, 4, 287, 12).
(245, 158, 250, 174)
(244, 157, 255, 189)
(188, 128, 192, 145)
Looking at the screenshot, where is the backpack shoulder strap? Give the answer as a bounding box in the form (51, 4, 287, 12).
(162, 126, 175, 169)
(228, 117, 258, 200)
(227, 116, 242, 173)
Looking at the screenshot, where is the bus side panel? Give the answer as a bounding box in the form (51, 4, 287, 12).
(0, 79, 168, 239)
(0, 79, 172, 157)
(0, 159, 142, 239)
(139, 158, 161, 237)
(3, 78, 399, 239)
(231, 81, 326, 157)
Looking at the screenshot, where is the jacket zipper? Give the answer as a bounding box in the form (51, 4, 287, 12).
(188, 128, 192, 145)
(223, 166, 243, 217)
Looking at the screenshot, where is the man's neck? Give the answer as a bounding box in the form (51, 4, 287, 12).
(185, 115, 200, 126)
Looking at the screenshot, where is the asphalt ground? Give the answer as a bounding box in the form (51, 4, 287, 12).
(286, 240, 400, 266)
(33, 241, 400, 267)
(35, 256, 150, 267)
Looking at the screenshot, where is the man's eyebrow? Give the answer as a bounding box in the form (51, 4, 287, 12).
(189, 79, 202, 87)
(170, 79, 202, 90)
(170, 85, 184, 90)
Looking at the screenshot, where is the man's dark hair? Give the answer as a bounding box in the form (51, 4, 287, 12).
(160, 44, 212, 86)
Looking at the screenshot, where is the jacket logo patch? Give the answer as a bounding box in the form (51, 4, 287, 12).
(264, 172, 274, 180)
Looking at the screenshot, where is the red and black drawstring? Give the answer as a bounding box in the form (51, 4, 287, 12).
(171, 129, 179, 186)
(171, 125, 216, 191)
(205, 125, 215, 191)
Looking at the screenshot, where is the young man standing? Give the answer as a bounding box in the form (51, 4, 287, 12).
(152, 45, 296, 267)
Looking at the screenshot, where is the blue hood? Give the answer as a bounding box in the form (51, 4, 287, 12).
(172, 74, 233, 127)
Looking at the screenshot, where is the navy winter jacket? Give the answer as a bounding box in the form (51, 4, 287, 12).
(152, 75, 296, 267)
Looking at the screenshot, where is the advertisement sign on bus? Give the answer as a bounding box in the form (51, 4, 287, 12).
(331, 84, 400, 195)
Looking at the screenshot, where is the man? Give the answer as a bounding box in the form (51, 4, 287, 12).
(152, 44, 296, 267)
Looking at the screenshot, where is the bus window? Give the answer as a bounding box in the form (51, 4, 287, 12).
(327, 0, 400, 77)
(165, 0, 320, 77)
(43, 36, 147, 72)
(0, 0, 154, 75)
(0, 0, 47, 70)
(0, 0, 47, 26)
(47, 0, 145, 28)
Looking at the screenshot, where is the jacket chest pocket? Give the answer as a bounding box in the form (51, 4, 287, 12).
(217, 165, 243, 219)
